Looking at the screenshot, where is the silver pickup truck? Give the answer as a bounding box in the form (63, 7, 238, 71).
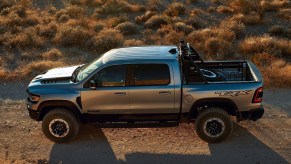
(26, 41, 264, 143)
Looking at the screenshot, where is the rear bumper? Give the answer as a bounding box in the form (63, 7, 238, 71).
(238, 107, 264, 121)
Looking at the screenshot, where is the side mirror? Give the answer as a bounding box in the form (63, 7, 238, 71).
(89, 80, 96, 90)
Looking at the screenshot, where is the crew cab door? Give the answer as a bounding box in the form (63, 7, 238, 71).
(80, 65, 129, 114)
(128, 64, 176, 114)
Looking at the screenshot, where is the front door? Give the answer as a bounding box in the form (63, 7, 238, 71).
(81, 65, 129, 114)
(129, 64, 176, 114)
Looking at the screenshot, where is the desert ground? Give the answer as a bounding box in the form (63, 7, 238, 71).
(0, 82, 290, 164)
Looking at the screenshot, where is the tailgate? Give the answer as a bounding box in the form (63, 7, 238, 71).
(247, 61, 263, 82)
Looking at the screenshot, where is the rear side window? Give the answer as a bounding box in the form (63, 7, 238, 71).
(133, 64, 170, 86)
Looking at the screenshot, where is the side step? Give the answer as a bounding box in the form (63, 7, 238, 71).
(95, 121, 179, 128)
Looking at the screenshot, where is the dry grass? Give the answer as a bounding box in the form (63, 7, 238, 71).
(17, 61, 64, 79)
(94, 0, 143, 16)
(54, 26, 93, 48)
(239, 36, 291, 57)
(187, 28, 235, 59)
(278, 8, 291, 20)
(41, 48, 63, 61)
(3, 27, 44, 50)
(0, 0, 290, 87)
(115, 22, 139, 35)
(174, 22, 193, 34)
(165, 2, 186, 17)
(268, 25, 290, 37)
(230, 13, 263, 25)
(219, 20, 246, 38)
(144, 15, 170, 29)
(124, 39, 144, 46)
(89, 29, 124, 53)
(135, 11, 157, 24)
(252, 53, 291, 87)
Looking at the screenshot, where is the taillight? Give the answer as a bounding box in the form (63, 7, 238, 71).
(252, 87, 263, 103)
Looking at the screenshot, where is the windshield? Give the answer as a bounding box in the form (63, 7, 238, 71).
(76, 57, 103, 82)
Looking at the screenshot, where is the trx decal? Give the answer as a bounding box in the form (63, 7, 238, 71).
(215, 90, 252, 97)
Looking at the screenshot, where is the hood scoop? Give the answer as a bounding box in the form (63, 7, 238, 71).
(41, 78, 71, 84)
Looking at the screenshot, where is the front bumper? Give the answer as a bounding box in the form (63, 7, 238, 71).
(27, 102, 40, 121)
(238, 107, 264, 121)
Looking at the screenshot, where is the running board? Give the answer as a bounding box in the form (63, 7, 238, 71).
(95, 121, 179, 128)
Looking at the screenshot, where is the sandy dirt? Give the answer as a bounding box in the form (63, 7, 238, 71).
(0, 83, 290, 164)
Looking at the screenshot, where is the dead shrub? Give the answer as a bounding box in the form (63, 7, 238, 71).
(165, 2, 186, 16)
(71, 0, 103, 6)
(20, 61, 64, 78)
(94, 22, 105, 32)
(174, 22, 193, 34)
(239, 36, 291, 57)
(204, 38, 234, 59)
(0, 0, 13, 11)
(186, 16, 206, 29)
(156, 25, 184, 45)
(251, 52, 277, 68)
(219, 20, 246, 38)
(41, 48, 63, 61)
(56, 5, 85, 20)
(105, 15, 128, 27)
(278, 8, 291, 20)
(260, 0, 290, 11)
(135, 11, 156, 24)
(3, 27, 44, 50)
(144, 15, 170, 29)
(230, 13, 262, 25)
(54, 26, 93, 48)
(229, 0, 260, 14)
(187, 28, 235, 59)
(252, 54, 291, 87)
(0, 68, 6, 80)
(89, 29, 124, 53)
(36, 22, 58, 39)
(115, 22, 138, 35)
(58, 14, 70, 23)
(217, 5, 234, 13)
(124, 39, 144, 46)
(95, 0, 143, 15)
(268, 25, 288, 36)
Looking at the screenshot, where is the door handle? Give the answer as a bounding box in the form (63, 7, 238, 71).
(114, 92, 126, 96)
(159, 91, 171, 95)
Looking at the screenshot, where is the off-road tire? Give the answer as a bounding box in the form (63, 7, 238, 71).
(42, 108, 80, 143)
(195, 107, 233, 143)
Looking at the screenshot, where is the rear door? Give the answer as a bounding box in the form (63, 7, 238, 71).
(128, 64, 176, 114)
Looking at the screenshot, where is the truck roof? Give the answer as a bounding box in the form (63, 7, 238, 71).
(102, 46, 178, 64)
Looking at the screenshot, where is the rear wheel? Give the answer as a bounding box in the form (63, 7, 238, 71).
(195, 107, 233, 143)
(42, 108, 80, 143)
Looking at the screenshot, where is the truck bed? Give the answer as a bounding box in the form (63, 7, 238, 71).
(184, 60, 261, 83)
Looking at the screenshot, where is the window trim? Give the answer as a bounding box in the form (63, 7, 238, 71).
(129, 64, 171, 86)
(84, 64, 129, 88)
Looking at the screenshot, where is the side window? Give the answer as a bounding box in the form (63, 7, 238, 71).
(134, 64, 170, 86)
(93, 65, 126, 87)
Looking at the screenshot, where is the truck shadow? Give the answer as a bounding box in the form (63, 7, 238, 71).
(49, 123, 288, 164)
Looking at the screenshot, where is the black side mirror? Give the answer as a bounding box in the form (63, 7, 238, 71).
(89, 80, 96, 90)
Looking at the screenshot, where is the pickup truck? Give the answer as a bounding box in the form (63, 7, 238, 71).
(26, 41, 264, 143)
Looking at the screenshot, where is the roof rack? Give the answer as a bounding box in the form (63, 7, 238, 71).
(178, 40, 207, 84)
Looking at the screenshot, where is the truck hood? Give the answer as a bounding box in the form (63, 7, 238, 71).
(39, 65, 81, 80)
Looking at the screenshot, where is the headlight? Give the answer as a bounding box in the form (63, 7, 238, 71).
(29, 94, 40, 103)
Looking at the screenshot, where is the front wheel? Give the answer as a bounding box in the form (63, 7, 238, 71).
(42, 108, 80, 143)
(195, 107, 233, 143)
